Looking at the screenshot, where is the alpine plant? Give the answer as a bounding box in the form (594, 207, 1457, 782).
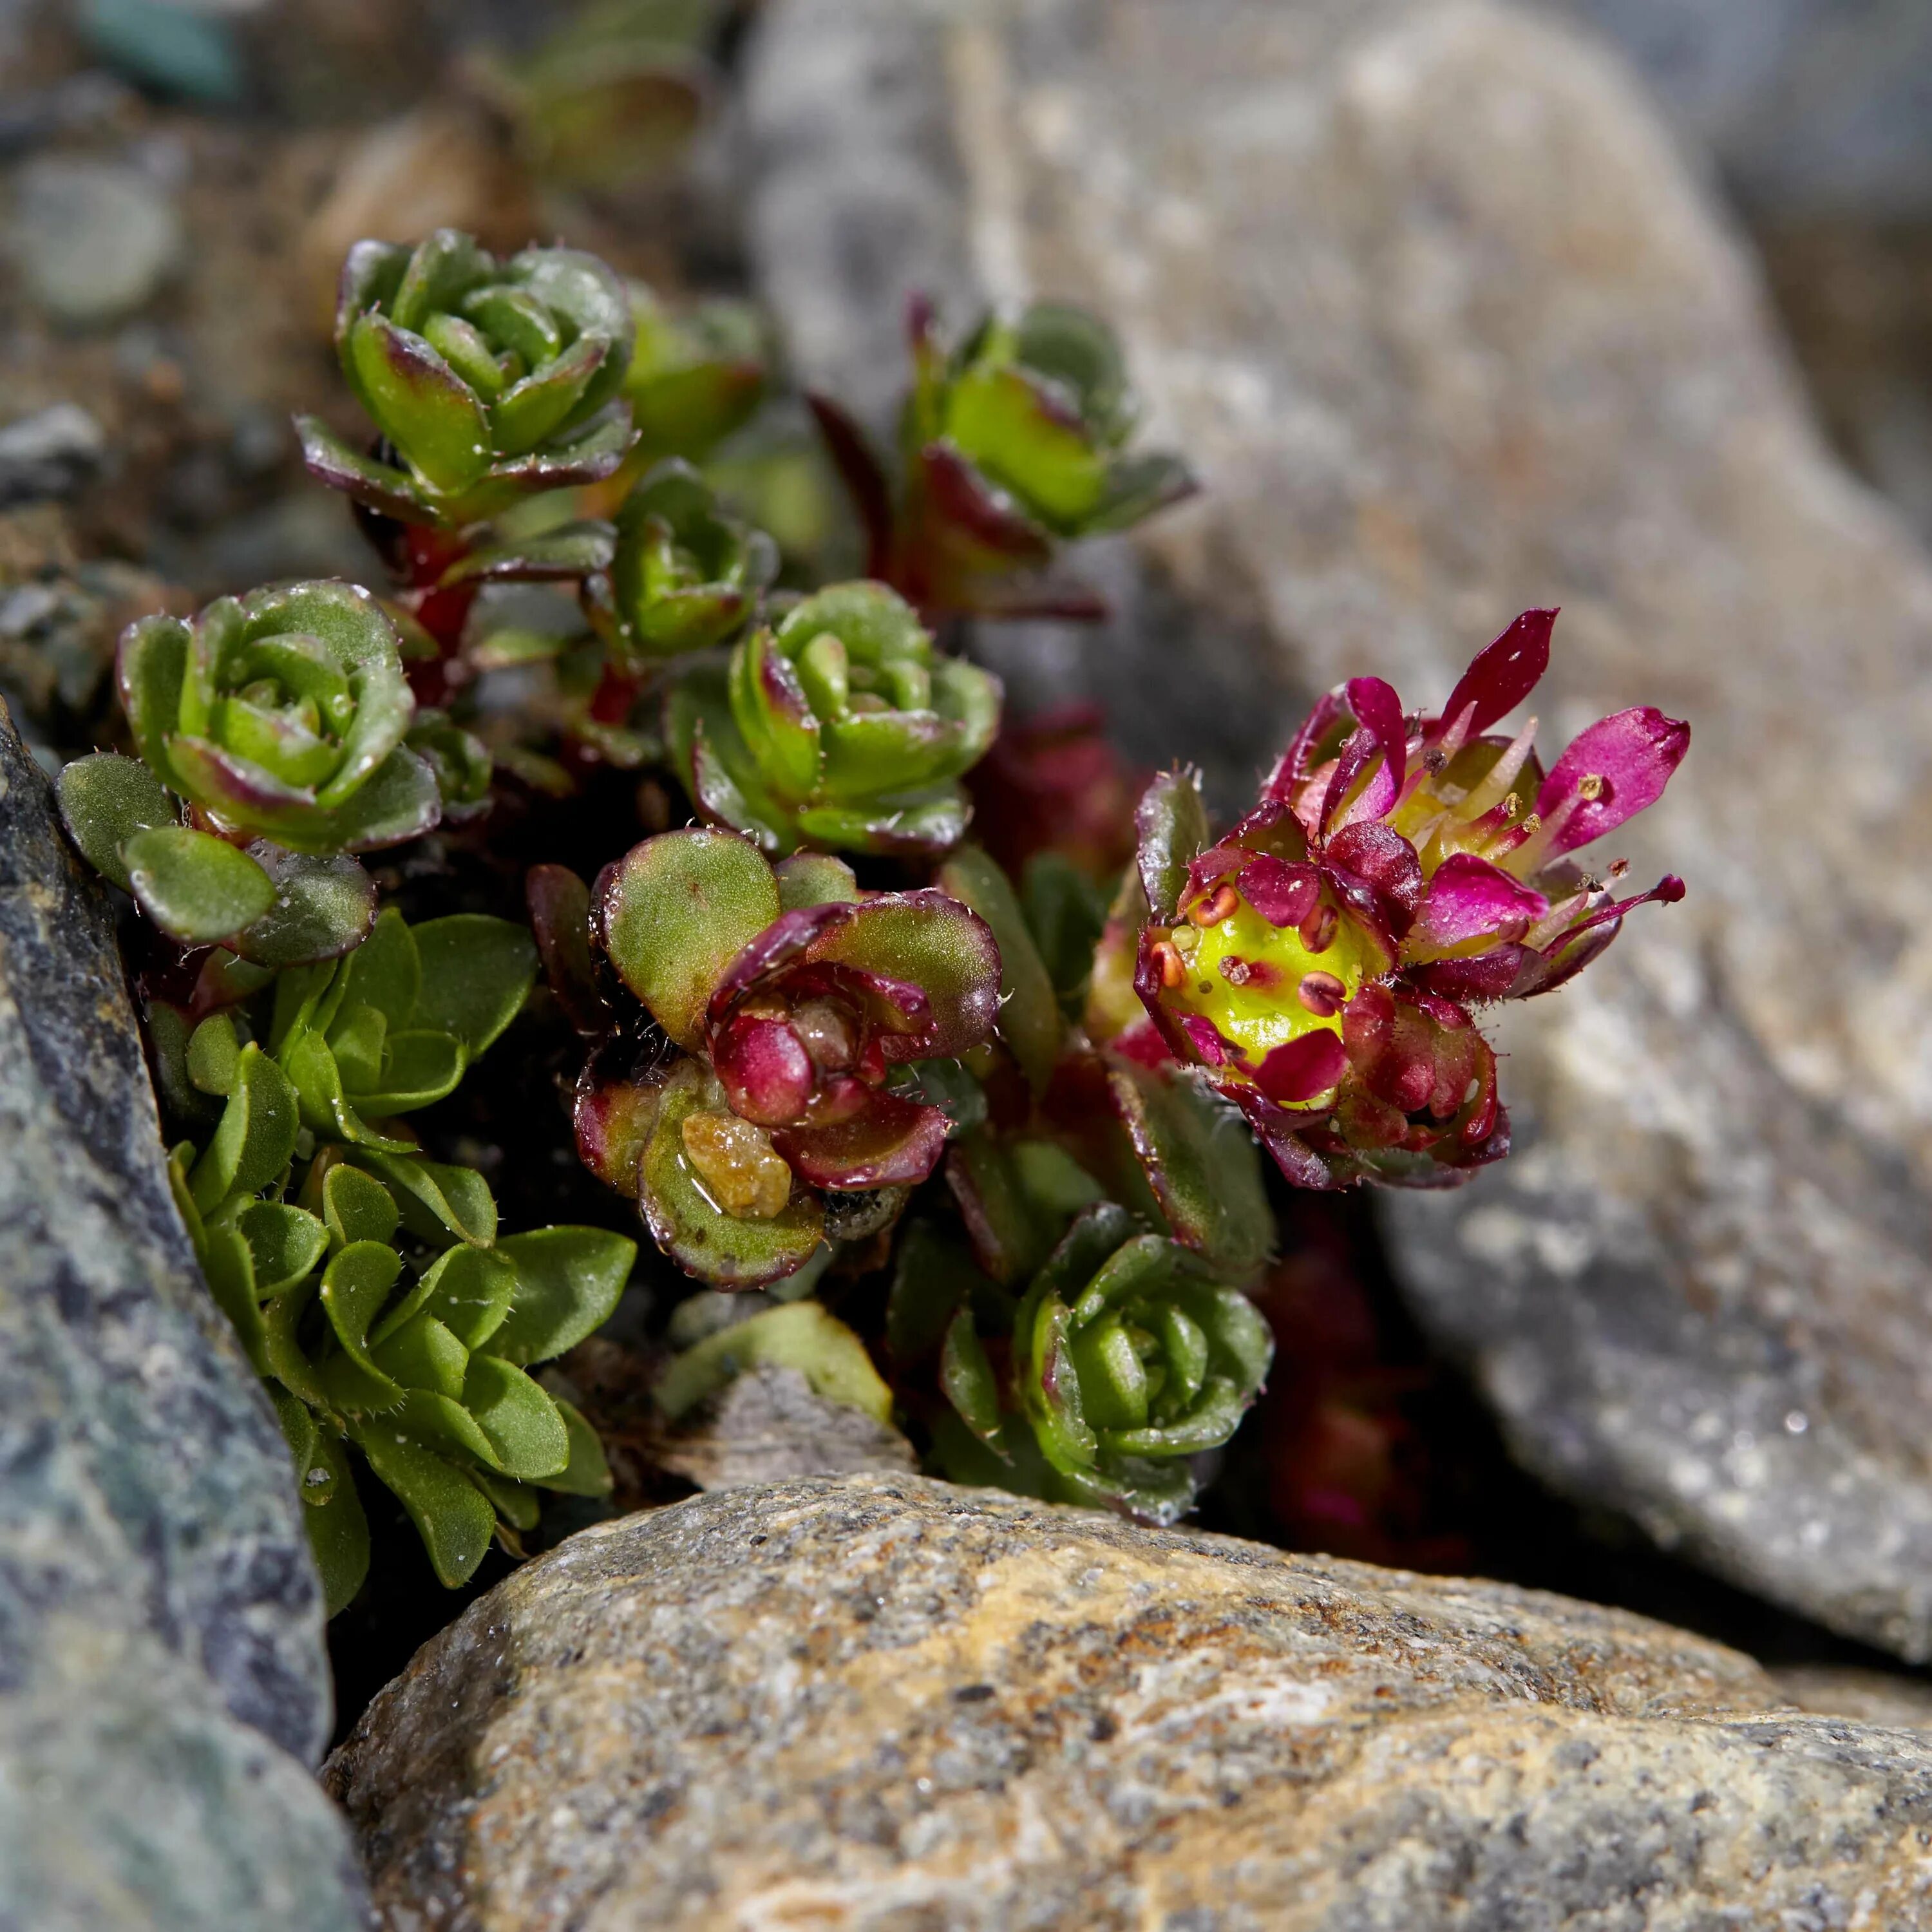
(1133, 609, 1688, 1188)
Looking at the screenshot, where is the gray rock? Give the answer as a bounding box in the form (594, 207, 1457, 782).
(742, 0, 1932, 1657)
(1548, 0, 1932, 220)
(328, 1473, 1932, 1930)
(0, 703, 366, 1930)
(9, 156, 183, 326)
(0, 404, 106, 506)
(1772, 1663, 1932, 1732)
(647, 1363, 919, 1490)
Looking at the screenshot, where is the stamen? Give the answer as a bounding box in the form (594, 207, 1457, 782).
(1150, 940, 1186, 989)
(1218, 955, 1255, 987)
(1454, 715, 1538, 821)
(1188, 884, 1241, 927)
(1300, 902, 1339, 954)
(1297, 971, 1347, 1018)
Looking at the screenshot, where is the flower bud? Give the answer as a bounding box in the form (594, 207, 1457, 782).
(667, 580, 1001, 858)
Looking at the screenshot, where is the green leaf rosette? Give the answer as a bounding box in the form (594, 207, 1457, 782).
(595, 459, 778, 665)
(298, 228, 637, 528)
(625, 287, 766, 463)
(923, 1202, 1273, 1524)
(667, 580, 1000, 858)
(167, 971, 632, 1615)
(57, 582, 438, 954)
(267, 907, 537, 1149)
(116, 580, 439, 853)
(908, 301, 1195, 543)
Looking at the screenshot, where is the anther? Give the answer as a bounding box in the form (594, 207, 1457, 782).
(1297, 971, 1347, 1018)
(1150, 940, 1186, 989)
(1189, 884, 1241, 927)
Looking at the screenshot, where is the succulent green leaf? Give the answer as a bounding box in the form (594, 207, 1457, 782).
(886, 1218, 1006, 1363)
(354, 1031, 467, 1115)
(280, 1032, 413, 1151)
(409, 914, 538, 1056)
(598, 828, 779, 1050)
(124, 826, 276, 944)
(730, 626, 821, 799)
(337, 905, 419, 1028)
(1135, 768, 1210, 923)
(387, 228, 490, 337)
(415, 1244, 518, 1350)
(437, 520, 616, 586)
(396, 1388, 500, 1468)
(116, 615, 190, 787)
(321, 1161, 401, 1248)
(536, 1396, 613, 1497)
(231, 847, 376, 969)
(344, 1148, 498, 1248)
(374, 1316, 471, 1401)
(188, 1043, 298, 1215)
(348, 312, 492, 495)
(301, 1429, 370, 1618)
(1107, 1061, 1273, 1283)
(473, 1470, 542, 1531)
(937, 846, 1062, 1094)
(185, 1012, 242, 1097)
(460, 1357, 571, 1481)
(638, 1060, 823, 1289)
(321, 1240, 406, 1399)
(312, 746, 442, 855)
(200, 1222, 266, 1370)
(491, 334, 609, 455)
(57, 752, 175, 892)
(233, 1200, 328, 1297)
(261, 1279, 327, 1408)
(490, 1227, 636, 1366)
(941, 1307, 1002, 1441)
(296, 413, 433, 523)
(350, 1423, 497, 1588)
(773, 851, 859, 911)
(656, 1301, 891, 1424)
(1016, 1290, 1098, 1475)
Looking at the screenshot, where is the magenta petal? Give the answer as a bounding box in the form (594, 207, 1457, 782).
(1409, 947, 1529, 1003)
(1345, 676, 1408, 800)
(1264, 690, 1351, 801)
(1323, 822, 1425, 929)
(1319, 728, 1398, 833)
(1239, 854, 1321, 929)
(1253, 1029, 1348, 1106)
(1535, 707, 1690, 855)
(1179, 1015, 1234, 1068)
(1412, 851, 1549, 949)
(772, 1092, 951, 1189)
(1436, 608, 1557, 739)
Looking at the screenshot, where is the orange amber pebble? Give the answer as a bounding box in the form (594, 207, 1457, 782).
(680, 1109, 794, 1220)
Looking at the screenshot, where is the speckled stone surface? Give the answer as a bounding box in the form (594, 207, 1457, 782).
(330, 1476, 1932, 1929)
(743, 0, 1932, 1658)
(0, 703, 366, 1929)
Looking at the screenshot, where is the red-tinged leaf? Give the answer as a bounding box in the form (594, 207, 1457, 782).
(526, 863, 612, 1038)
(772, 1090, 951, 1189)
(918, 441, 1054, 564)
(1535, 708, 1690, 855)
(1435, 607, 1557, 739)
(806, 391, 895, 580)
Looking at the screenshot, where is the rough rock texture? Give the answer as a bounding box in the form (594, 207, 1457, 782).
(1774, 1664, 1932, 1733)
(330, 1474, 1932, 1929)
(743, 0, 1932, 1657)
(646, 1365, 920, 1491)
(0, 705, 366, 1929)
